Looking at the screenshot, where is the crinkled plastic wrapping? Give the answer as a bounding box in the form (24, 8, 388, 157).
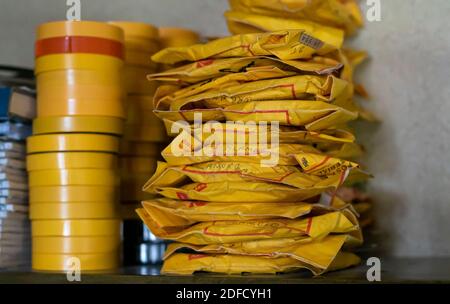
(151, 30, 344, 65)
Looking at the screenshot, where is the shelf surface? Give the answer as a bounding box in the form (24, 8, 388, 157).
(1, 257, 450, 284)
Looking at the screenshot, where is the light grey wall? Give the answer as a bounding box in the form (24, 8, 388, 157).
(0, 0, 449, 257)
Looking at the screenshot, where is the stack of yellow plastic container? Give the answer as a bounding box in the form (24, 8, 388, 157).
(27, 21, 124, 271)
(137, 0, 372, 275)
(107, 22, 162, 220)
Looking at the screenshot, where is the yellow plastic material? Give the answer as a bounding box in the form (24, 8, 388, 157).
(32, 219, 121, 237)
(153, 181, 339, 203)
(29, 169, 119, 187)
(108, 21, 158, 40)
(35, 54, 123, 75)
(162, 120, 355, 144)
(29, 186, 118, 203)
(143, 161, 353, 196)
(158, 27, 200, 48)
(126, 95, 155, 112)
(228, 0, 363, 35)
(124, 123, 167, 143)
(152, 30, 343, 64)
(225, 10, 344, 36)
(164, 234, 358, 274)
(37, 20, 125, 42)
(30, 202, 119, 220)
(124, 66, 159, 94)
(148, 56, 343, 84)
(120, 141, 162, 157)
(157, 74, 348, 110)
(222, 100, 357, 130)
(37, 69, 122, 86)
(32, 236, 121, 254)
(161, 251, 360, 275)
(37, 96, 125, 118)
(27, 152, 118, 171)
(33, 116, 124, 135)
(120, 157, 157, 174)
(141, 198, 335, 228)
(32, 252, 120, 271)
(137, 208, 357, 245)
(27, 134, 120, 154)
(120, 186, 154, 202)
(126, 107, 159, 125)
(125, 50, 158, 69)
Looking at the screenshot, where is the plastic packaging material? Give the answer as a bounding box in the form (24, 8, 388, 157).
(148, 56, 343, 85)
(162, 251, 360, 275)
(140, 0, 373, 275)
(141, 198, 337, 228)
(227, 0, 363, 35)
(137, 208, 358, 245)
(152, 30, 344, 65)
(158, 27, 200, 48)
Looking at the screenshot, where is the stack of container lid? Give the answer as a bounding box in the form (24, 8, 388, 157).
(108, 22, 162, 220)
(158, 27, 200, 48)
(28, 21, 125, 271)
(107, 22, 163, 265)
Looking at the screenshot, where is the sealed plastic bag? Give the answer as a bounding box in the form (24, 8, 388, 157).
(161, 251, 360, 275)
(228, 0, 363, 35)
(143, 162, 352, 200)
(163, 120, 356, 144)
(153, 100, 358, 131)
(141, 198, 338, 228)
(136, 208, 358, 244)
(148, 56, 343, 85)
(223, 100, 358, 130)
(151, 30, 344, 65)
(165, 234, 358, 272)
(164, 75, 349, 110)
(225, 10, 344, 38)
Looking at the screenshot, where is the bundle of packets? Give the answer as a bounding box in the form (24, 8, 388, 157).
(222, 0, 376, 229)
(134, 3, 375, 274)
(0, 138, 32, 268)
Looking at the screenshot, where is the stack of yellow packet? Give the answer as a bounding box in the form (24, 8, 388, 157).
(137, 1, 372, 275)
(223, 0, 375, 227)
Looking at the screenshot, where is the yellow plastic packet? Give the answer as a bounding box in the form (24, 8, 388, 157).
(163, 119, 356, 144)
(222, 100, 358, 130)
(151, 30, 344, 65)
(153, 100, 358, 131)
(148, 56, 343, 85)
(143, 162, 352, 200)
(229, 0, 363, 35)
(294, 152, 359, 177)
(136, 208, 358, 244)
(166, 75, 349, 110)
(141, 198, 338, 228)
(162, 140, 318, 166)
(161, 251, 360, 275)
(154, 66, 297, 109)
(154, 67, 296, 108)
(225, 10, 344, 39)
(165, 234, 356, 272)
(153, 180, 345, 203)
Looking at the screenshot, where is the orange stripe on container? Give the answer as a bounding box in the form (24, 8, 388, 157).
(35, 36, 124, 60)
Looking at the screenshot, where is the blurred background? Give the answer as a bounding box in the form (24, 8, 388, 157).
(0, 0, 449, 258)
